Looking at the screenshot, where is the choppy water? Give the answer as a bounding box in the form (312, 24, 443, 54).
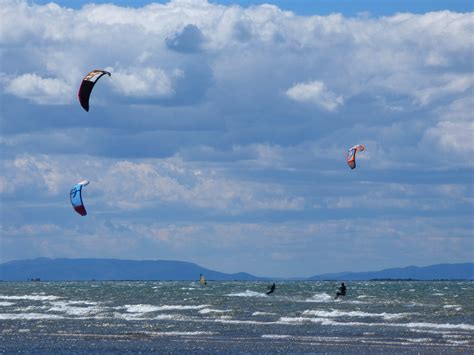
(1, 281, 473, 353)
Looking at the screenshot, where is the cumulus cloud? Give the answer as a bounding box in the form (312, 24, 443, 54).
(109, 67, 176, 98)
(166, 24, 205, 53)
(5, 73, 73, 104)
(286, 80, 344, 111)
(423, 121, 474, 155)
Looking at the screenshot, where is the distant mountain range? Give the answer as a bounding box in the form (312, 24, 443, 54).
(308, 263, 474, 281)
(0, 258, 472, 281)
(0, 258, 262, 281)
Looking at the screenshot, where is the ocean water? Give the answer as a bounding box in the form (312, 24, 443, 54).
(1, 281, 473, 353)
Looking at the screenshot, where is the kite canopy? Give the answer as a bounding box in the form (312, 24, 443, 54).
(346, 144, 365, 169)
(70, 180, 90, 216)
(78, 70, 111, 112)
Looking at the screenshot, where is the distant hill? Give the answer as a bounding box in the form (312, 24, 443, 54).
(0, 258, 264, 281)
(1, 259, 472, 281)
(308, 263, 474, 281)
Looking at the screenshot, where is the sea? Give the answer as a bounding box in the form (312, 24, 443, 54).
(1, 281, 473, 353)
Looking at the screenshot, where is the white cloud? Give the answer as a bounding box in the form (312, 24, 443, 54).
(285, 80, 343, 111)
(5, 73, 72, 104)
(98, 159, 305, 212)
(8, 154, 75, 194)
(1, 154, 305, 214)
(424, 121, 474, 155)
(109, 67, 176, 98)
(414, 74, 474, 106)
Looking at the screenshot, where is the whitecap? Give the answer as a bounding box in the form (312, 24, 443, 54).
(0, 302, 14, 307)
(443, 305, 462, 311)
(252, 312, 276, 316)
(304, 292, 333, 303)
(406, 338, 432, 343)
(154, 314, 190, 321)
(67, 300, 98, 306)
(277, 317, 474, 331)
(0, 313, 64, 320)
(144, 331, 215, 336)
(262, 334, 292, 339)
(155, 304, 210, 311)
(446, 340, 470, 345)
(226, 290, 267, 298)
(48, 301, 104, 316)
(405, 322, 474, 331)
(123, 304, 164, 313)
(198, 308, 231, 314)
(123, 304, 209, 313)
(0, 294, 61, 301)
(302, 309, 412, 320)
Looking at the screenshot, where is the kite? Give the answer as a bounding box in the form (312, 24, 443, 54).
(347, 144, 365, 169)
(70, 180, 90, 216)
(78, 70, 111, 112)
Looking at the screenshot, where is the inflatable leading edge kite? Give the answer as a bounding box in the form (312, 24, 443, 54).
(346, 144, 365, 169)
(78, 70, 111, 112)
(70, 180, 90, 216)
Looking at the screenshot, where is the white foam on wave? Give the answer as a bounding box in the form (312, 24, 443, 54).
(344, 300, 367, 304)
(0, 313, 64, 320)
(214, 318, 275, 325)
(198, 308, 231, 314)
(227, 290, 267, 298)
(144, 331, 216, 336)
(405, 322, 474, 331)
(113, 312, 146, 321)
(154, 314, 190, 321)
(262, 334, 292, 339)
(277, 317, 474, 331)
(262, 334, 356, 343)
(252, 312, 276, 316)
(48, 301, 104, 316)
(275, 316, 299, 324)
(446, 340, 471, 345)
(410, 329, 458, 336)
(443, 304, 462, 311)
(156, 304, 210, 311)
(123, 304, 209, 313)
(0, 302, 14, 307)
(406, 338, 432, 343)
(304, 292, 333, 303)
(302, 309, 412, 320)
(0, 294, 61, 301)
(123, 304, 163, 313)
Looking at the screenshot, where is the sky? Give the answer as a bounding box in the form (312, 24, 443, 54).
(0, 0, 473, 277)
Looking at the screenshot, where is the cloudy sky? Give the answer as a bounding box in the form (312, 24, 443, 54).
(0, 0, 473, 277)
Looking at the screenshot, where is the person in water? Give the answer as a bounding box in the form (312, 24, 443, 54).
(266, 283, 276, 295)
(335, 282, 346, 299)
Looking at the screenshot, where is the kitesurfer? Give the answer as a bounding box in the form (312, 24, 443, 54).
(266, 283, 276, 295)
(335, 282, 346, 299)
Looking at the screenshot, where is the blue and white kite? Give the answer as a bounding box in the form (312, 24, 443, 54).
(70, 180, 90, 216)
